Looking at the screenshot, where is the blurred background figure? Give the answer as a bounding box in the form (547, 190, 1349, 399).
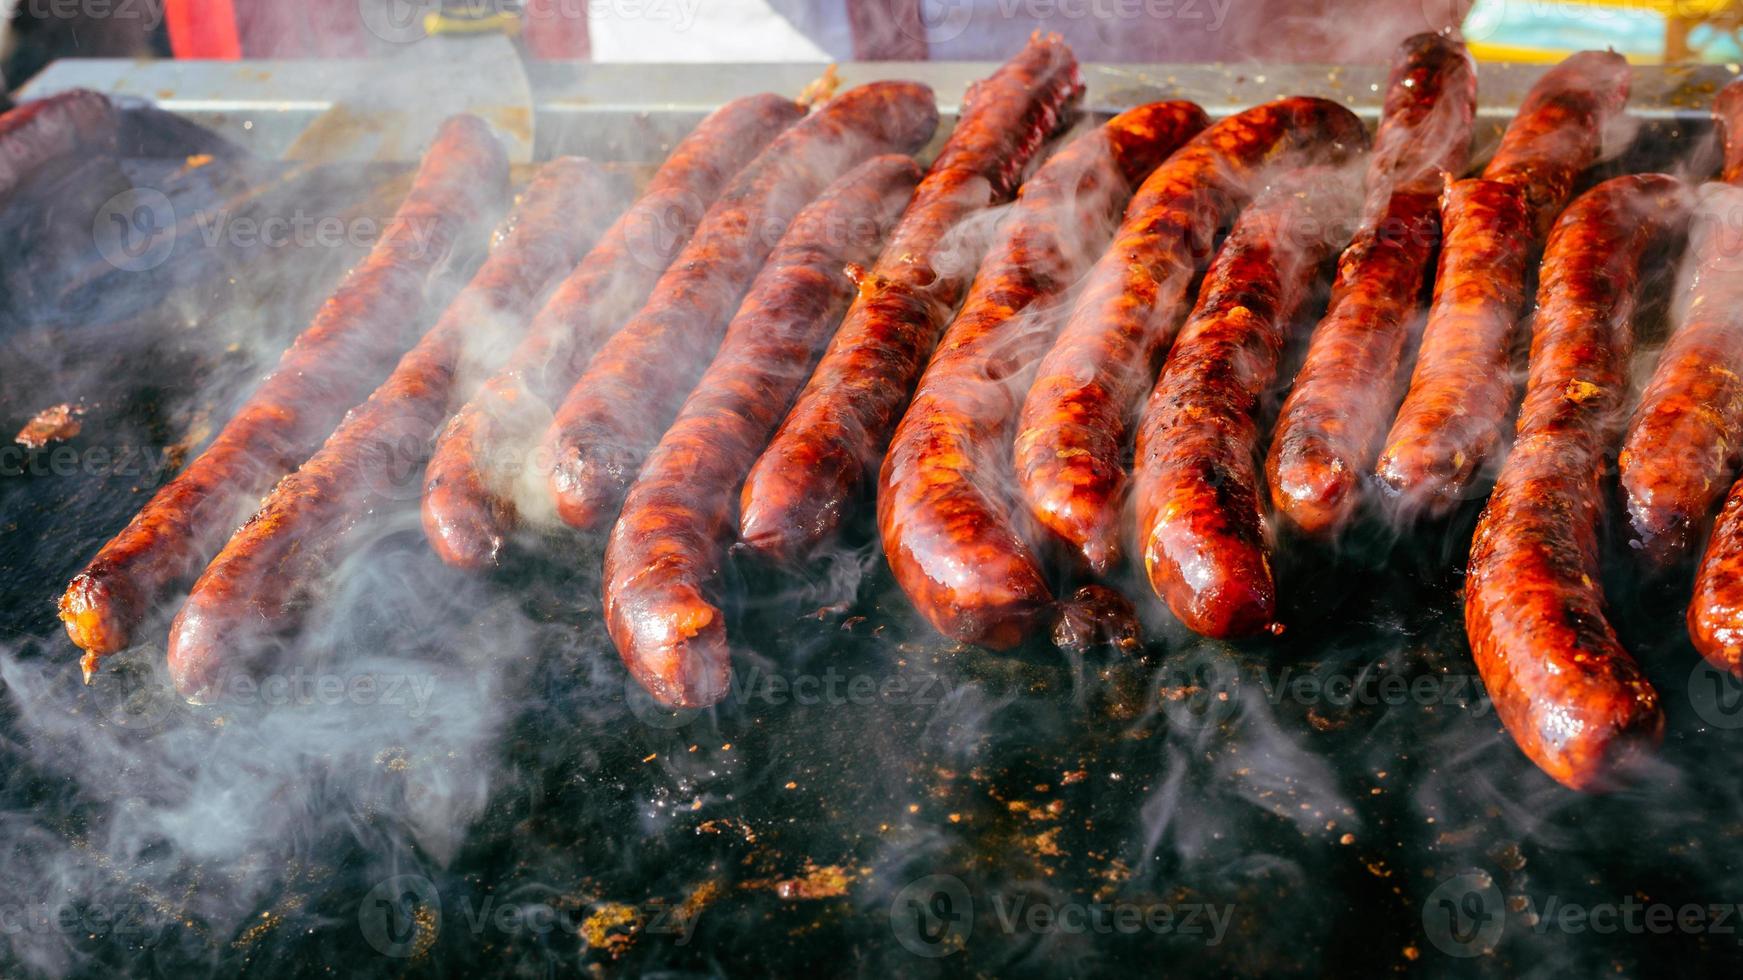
(3, 0, 1742, 94)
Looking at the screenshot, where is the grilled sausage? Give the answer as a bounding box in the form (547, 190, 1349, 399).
(1011, 96, 1367, 575)
(1616, 81, 1743, 569)
(1265, 33, 1478, 538)
(876, 101, 1209, 648)
(166, 159, 615, 702)
(421, 94, 804, 570)
(0, 89, 117, 207)
(60, 115, 508, 678)
(1718, 78, 1743, 184)
(604, 155, 920, 708)
(1133, 167, 1364, 639)
(1465, 174, 1688, 789)
(544, 81, 940, 531)
(1376, 50, 1630, 516)
(737, 34, 1086, 563)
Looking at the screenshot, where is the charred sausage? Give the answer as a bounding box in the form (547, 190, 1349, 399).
(420, 94, 805, 570)
(166, 158, 615, 701)
(1132, 167, 1364, 638)
(604, 155, 920, 708)
(544, 80, 940, 530)
(1265, 33, 1477, 538)
(60, 115, 508, 678)
(1376, 50, 1630, 516)
(737, 33, 1086, 563)
(876, 101, 1209, 648)
(1010, 96, 1367, 574)
(1464, 174, 1688, 789)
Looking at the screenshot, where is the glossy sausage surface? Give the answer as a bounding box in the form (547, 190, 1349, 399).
(1265, 33, 1477, 538)
(1133, 167, 1362, 638)
(61, 115, 508, 675)
(545, 80, 940, 531)
(605, 155, 920, 708)
(1012, 96, 1367, 574)
(1465, 174, 1687, 790)
(1616, 80, 1743, 569)
(166, 159, 615, 701)
(738, 34, 1086, 563)
(1376, 50, 1630, 515)
(877, 101, 1208, 647)
(421, 94, 804, 570)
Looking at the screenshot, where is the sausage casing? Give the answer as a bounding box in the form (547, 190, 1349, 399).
(1376, 50, 1630, 515)
(544, 80, 940, 530)
(1265, 33, 1477, 538)
(1133, 167, 1363, 638)
(877, 101, 1209, 647)
(1011, 96, 1367, 575)
(737, 34, 1086, 563)
(1616, 81, 1743, 569)
(421, 94, 804, 570)
(61, 115, 508, 676)
(166, 158, 616, 701)
(604, 155, 920, 708)
(1465, 174, 1688, 789)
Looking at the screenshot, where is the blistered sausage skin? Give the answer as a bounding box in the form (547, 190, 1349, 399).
(421, 94, 804, 570)
(1465, 175, 1688, 790)
(1009, 97, 1367, 576)
(1133, 168, 1363, 639)
(166, 159, 616, 702)
(60, 115, 508, 677)
(1376, 50, 1631, 515)
(1616, 80, 1743, 570)
(737, 34, 1085, 563)
(1265, 33, 1477, 538)
(543, 81, 940, 531)
(876, 101, 1209, 648)
(605, 156, 920, 709)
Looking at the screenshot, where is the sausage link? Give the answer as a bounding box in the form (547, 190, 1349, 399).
(0, 89, 117, 206)
(422, 95, 804, 570)
(1376, 51, 1631, 514)
(604, 156, 920, 708)
(1718, 78, 1743, 184)
(544, 81, 940, 530)
(1133, 167, 1363, 639)
(737, 34, 1085, 563)
(1691, 483, 1743, 675)
(1265, 33, 1478, 538)
(877, 101, 1209, 648)
(166, 159, 616, 701)
(1371, 177, 1534, 513)
(1011, 97, 1367, 575)
(1465, 174, 1688, 789)
(1616, 83, 1743, 569)
(60, 115, 508, 677)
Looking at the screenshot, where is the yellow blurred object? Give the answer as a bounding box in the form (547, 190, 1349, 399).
(1466, 0, 1739, 62)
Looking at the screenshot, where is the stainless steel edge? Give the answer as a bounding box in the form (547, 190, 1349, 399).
(19, 57, 1742, 161)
